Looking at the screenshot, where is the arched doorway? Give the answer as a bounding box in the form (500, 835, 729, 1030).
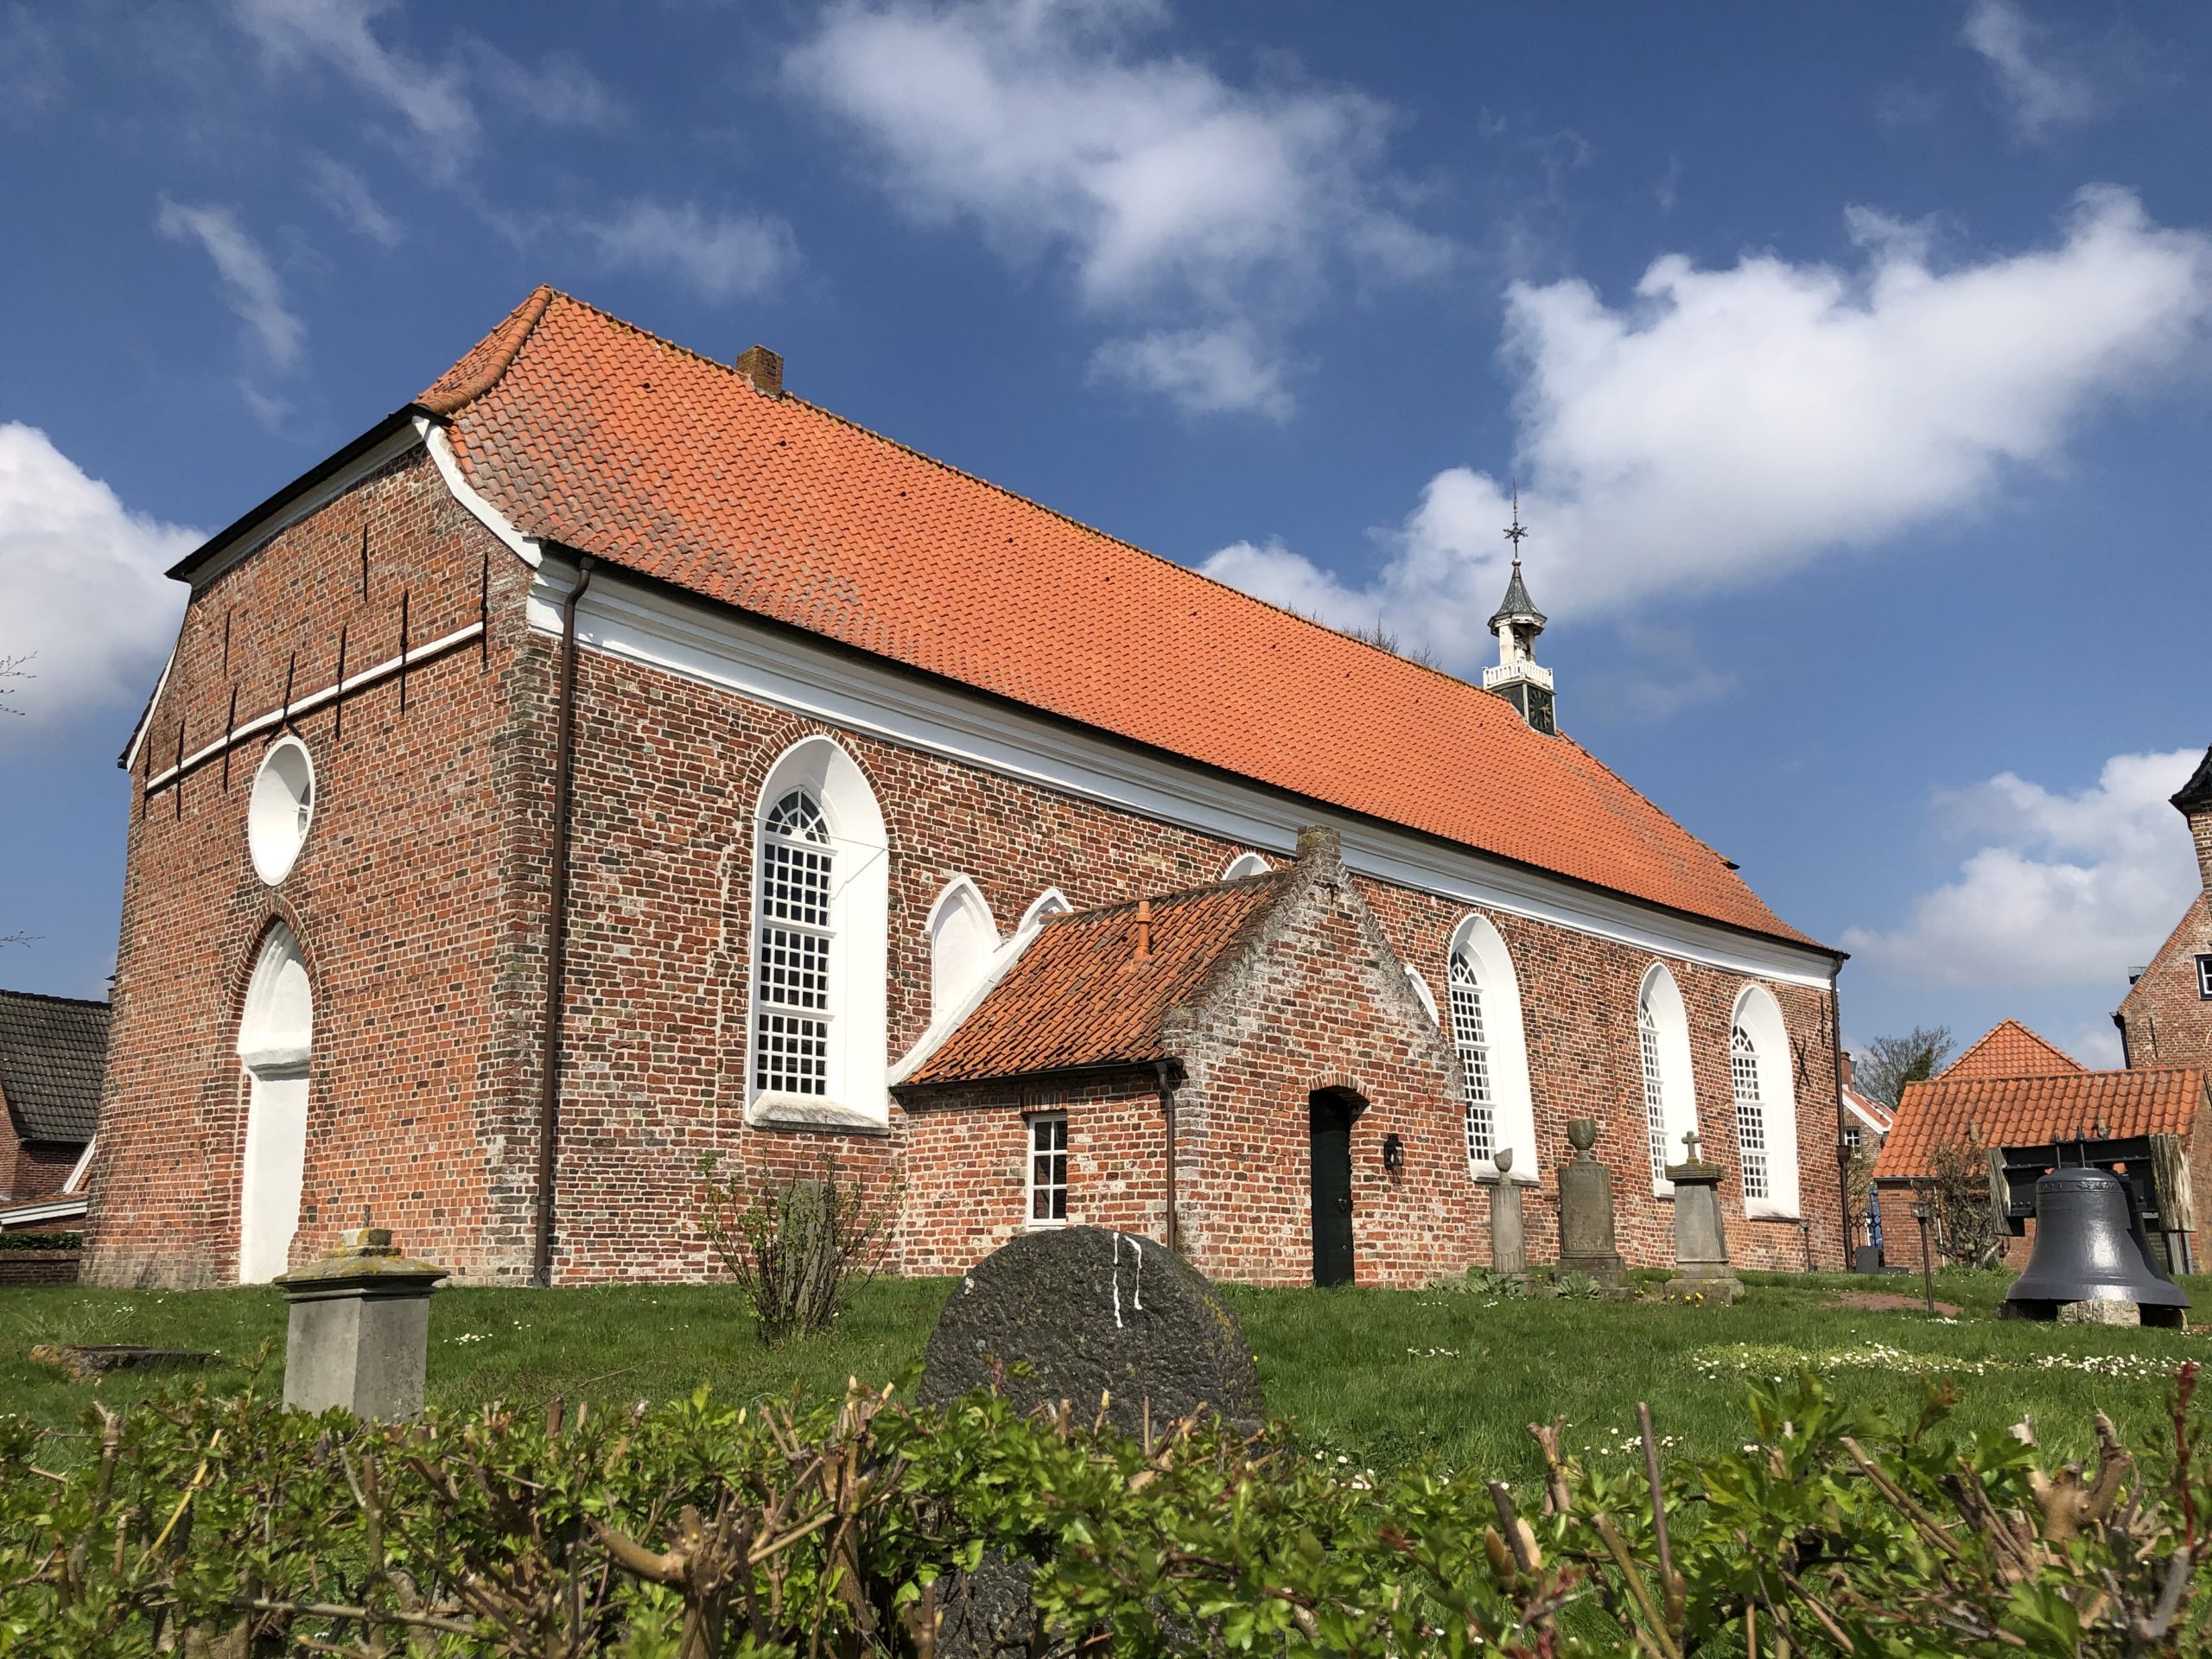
(236, 925, 313, 1283)
(1309, 1088, 1363, 1287)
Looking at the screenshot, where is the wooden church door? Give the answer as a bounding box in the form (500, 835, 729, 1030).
(1310, 1090, 1358, 1286)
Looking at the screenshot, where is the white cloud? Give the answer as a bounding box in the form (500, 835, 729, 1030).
(1961, 0, 2099, 139)
(230, 0, 475, 152)
(1841, 749, 2202, 990)
(0, 425, 195, 729)
(578, 201, 798, 302)
(155, 199, 306, 371)
(1090, 327, 1294, 419)
(461, 40, 622, 131)
(1204, 188, 2212, 673)
(0, 6, 61, 125)
(307, 156, 403, 246)
(787, 0, 1448, 415)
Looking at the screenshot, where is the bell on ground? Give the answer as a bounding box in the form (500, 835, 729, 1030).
(2005, 1166, 2190, 1327)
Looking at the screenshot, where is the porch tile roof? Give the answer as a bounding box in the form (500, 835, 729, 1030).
(1873, 1067, 2208, 1183)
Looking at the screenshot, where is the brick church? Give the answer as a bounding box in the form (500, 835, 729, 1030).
(85, 288, 1847, 1289)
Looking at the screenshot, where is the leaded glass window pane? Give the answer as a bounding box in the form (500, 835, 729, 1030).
(754, 789, 834, 1097)
(1732, 1025, 1769, 1201)
(1449, 948, 1494, 1165)
(1639, 995, 1669, 1180)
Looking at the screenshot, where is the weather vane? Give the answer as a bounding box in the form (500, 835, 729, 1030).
(1503, 478, 1528, 554)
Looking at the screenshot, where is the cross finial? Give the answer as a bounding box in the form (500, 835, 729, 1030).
(1681, 1128, 1701, 1162)
(1503, 478, 1529, 555)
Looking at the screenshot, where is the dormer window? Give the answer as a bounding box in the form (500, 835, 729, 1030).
(2196, 953, 2212, 999)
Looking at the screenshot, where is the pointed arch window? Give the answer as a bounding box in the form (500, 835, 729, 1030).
(1445, 914, 1538, 1180)
(1731, 1024, 1770, 1202)
(1447, 948, 1494, 1163)
(1635, 963, 1698, 1190)
(755, 789, 834, 1096)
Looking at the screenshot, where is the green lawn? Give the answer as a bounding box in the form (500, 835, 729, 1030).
(5, 1268, 2209, 1478)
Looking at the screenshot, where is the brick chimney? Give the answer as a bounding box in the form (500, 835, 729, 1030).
(2173, 746, 2212, 895)
(735, 344, 783, 397)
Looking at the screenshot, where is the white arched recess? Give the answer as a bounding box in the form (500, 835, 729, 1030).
(236, 925, 313, 1283)
(1446, 914, 1538, 1182)
(1637, 963, 1700, 1194)
(1730, 983, 1800, 1219)
(927, 877, 998, 1022)
(1221, 851, 1270, 880)
(1019, 888, 1071, 930)
(748, 736, 890, 1128)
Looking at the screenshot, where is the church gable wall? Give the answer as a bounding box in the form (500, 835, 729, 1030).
(2119, 893, 2212, 1071)
(86, 446, 537, 1287)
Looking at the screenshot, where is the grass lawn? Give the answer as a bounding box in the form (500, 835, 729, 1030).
(5, 1268, 2209, 1477)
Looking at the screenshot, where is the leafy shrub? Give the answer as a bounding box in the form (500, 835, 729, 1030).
(1450, 1266, 1527, 1298)
(1, 1363, 2205, 1654)
(1554, 1269, 1603, 1300)
(697, 1153, 898, 1345)
(0, 1230, 80, 1251)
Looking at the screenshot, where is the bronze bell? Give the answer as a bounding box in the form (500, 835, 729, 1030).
(2005, 1166, 2190, 1325)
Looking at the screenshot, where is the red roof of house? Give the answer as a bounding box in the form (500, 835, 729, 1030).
(1872, 1067, 2208, 1181)
(902, 875, 1287, 1085)
(418, 288, 1821, 948)
(1939, 1020, 2085, 1082)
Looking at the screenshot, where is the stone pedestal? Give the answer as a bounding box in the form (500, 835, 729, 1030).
(1662, 1135, 1743, 1305)
(1490, 1147, 1527, 1278)
(1555, 1117, 1624, 1290)
(276, 1226, 448, 1420)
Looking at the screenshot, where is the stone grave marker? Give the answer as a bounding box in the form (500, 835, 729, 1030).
(1662, 1129, 1744, 1305)
(1491, 1147, 1527, 1278)
(276, 1224, 448, 1420)
(1555, 1116, 1625, 1290)
(916, 1227, 1262, 1658)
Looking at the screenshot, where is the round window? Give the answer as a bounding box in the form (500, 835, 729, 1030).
(247, 736, 315, 885)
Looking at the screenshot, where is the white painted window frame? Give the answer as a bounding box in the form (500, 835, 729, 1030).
(1636, 962, 1700, 1194)
(1729, 983, 1800, 1218)
(746, 736, 890, 1128)
(1445, 913, 1538, 1182)
(1026, 1112, 1069, 1229)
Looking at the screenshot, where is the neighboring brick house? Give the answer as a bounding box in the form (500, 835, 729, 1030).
(86, 287, 1849, 1290)
(1871, 1018, 2211, 1270)
(0, 988, 105, 1210)
(2115, 748, 2212, 1071)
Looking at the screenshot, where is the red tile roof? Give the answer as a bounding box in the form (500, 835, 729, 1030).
(1939, 1020, 2085, 1082)
(421, 287, 1823, 949)
(1873, 1067, 2208, 1182)
(901, 875, 1287, 1085)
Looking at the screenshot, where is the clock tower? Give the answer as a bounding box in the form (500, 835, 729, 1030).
(1482, 490, 1556, 734)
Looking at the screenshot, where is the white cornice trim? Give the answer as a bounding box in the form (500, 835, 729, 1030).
(526, 557, 1838, 989)
(0, 1196, 86, 1228)
(417, 418, 542, 569)
(186, 423, 427, 594)
(119, 641, 180, 773)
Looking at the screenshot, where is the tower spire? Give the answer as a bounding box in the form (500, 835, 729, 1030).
(1482, 480, 1556, 734)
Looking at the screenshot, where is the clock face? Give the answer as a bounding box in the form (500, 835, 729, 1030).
(1528, 687, 1556, 735)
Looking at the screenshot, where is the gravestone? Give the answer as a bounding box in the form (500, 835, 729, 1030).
(276, 1225, 448, 1420)
(1555, 1116, 1625, 1289)
(1662, 1130, 1744, 1305)
(917, 1228, 1263, 1659)
(918, 1226, 1262, 1435)
(1490, 1147, 1527, 1277)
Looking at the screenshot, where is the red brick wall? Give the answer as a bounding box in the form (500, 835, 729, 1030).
(87, 451, 1847, 1287)
(2117, 888, 2212, 1073)
(86, 447, 536, 1287)
(2, 1130, 80, 1203)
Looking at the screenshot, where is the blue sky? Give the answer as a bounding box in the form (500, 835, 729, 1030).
(3, 0, 2209, 1070)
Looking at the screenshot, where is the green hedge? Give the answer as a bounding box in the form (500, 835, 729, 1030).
(2, 1363, 2204, 1655)
(0, 1230, 79, 1252)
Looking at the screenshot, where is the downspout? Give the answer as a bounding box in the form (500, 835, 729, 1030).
(1154, 1058, 1180, 1254)
(1830, 978, 1851, 1270)
(533, 553, 595, 1287)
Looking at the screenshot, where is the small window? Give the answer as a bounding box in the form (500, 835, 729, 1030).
(1842, 1124, 1862, 1149)
(247, 736, 316, 885)
(1027, 1114, 1068, 1226)
(2197, 954, 2212, 1000)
